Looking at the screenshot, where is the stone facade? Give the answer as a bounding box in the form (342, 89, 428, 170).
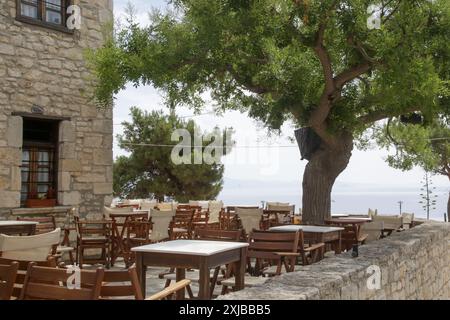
(0, 0, 114, 219)
(219, 221, 450, 300)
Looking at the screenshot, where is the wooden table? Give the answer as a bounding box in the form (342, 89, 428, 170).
(269, 225, 344, 254)
(0, 221, 38, 235)
(331, 214, 350, 218)
(132, 240, 249, 300)
(109, 211, 149, 266)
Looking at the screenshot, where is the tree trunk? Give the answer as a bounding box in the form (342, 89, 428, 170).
(447, 191, 449, 222)
(301, 132, 354, 224)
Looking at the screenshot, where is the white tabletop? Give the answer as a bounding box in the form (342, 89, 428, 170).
(336, 217, 372, 221)
(331, 214, 350, 217)
(269, 225, 344, 233)
(131, 240, 249, 256)
(0, 221, 38, 226)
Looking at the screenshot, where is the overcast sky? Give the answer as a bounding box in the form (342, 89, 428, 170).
(110, 1, 448, 216)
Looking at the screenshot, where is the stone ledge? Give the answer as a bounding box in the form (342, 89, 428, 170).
(10, 206, 73, 216)
(218, 221, 450, 300)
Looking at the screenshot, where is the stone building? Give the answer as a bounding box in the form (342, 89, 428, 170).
(0, 0, 114, 220)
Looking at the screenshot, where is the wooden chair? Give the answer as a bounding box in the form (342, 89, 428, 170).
(221, 230, 300, 294)
(74, 216, 112, 268)
(401, 213, 414, 229)
(331, 223, 368, 251)
(100, 265, 144, 300)
(16, 216, 75, 264)
(373, 215, 403, 237)
(20, 263, 105, 300)
(192, 209, 210, 233)
(0, 228, 61, 262)
(0, 261, 18, 300)
(123, 219, 152, 267)
(361, 221, 384, 243)
(170, 209, 194, 240)
(55, 263, 191, 301)
(0, 257, 56, 299)
(297, 230, 325, 265)
(149, 209, 175, 242)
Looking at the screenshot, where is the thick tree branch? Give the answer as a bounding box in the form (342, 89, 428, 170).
(358, 106, 420, 124)
(334, 62, 372, 89)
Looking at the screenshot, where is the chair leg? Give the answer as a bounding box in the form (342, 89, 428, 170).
(69, 250, 75, 265)
(79, 247, 84, 269)
(186, 285, 194, 299)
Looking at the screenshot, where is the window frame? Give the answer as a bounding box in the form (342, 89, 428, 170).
(16, 0, 74, 34)
(20, 118, 60, 207)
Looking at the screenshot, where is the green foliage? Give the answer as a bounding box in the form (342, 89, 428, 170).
(375, 118, 450, 178)
(89, 0, 450, 135)
(113, 107, 233, 201)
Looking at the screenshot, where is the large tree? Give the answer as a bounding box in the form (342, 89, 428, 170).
(114, 107, 232, 202)
(90, 0, 450, 223)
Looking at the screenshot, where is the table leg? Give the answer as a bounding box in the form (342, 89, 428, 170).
(136, 253, 146, 298)
(176, 268, 186, 300)
(198, 258, 211, 300)
(336, 231, 342, 254)
(234, 248, 246, 291)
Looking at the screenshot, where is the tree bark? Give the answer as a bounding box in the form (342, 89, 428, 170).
(301, 131, 354, 224)
(446, 174, 449, 222)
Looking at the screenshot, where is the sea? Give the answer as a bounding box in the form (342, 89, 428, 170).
(219, 179, 449, 222)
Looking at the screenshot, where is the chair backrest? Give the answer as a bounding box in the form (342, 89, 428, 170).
(157, 202, 176, 211)
(17, 216, 56, 234)
(267, 203, 295, 214)
(401, 213, 414, 226)
(103, 206, 133, 219)
(236, 208, 263, 235)
(0, 257, 56, 299)
(190, 201, 209, 210)
(20, 263, 104, 300)
(208, 201, 223, 223)
(74, 216, 111, 240)
(0, 228, 61, 261)
(368, 208, 379, 218)
(149, 209, 175, 242)
(0, 261, 18, 300)
(194, 229, 241, 242)
(100, 266, 143, 300)
(125, 219, 152, 243)
(373, 215, 403, 231)
(361, 221, 384, 242)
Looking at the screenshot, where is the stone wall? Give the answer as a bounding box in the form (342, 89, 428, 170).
(219, 221, 450, 300)
(0, 0, 114, 218)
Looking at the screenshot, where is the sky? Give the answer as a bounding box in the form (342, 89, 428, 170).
(111, 1, 449, 218)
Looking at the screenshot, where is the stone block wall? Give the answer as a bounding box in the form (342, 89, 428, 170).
(0, 0, 114, 218)
(219, 221, 450, 300)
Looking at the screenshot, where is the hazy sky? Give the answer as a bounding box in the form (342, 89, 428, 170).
(111, 1, 448, 215)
